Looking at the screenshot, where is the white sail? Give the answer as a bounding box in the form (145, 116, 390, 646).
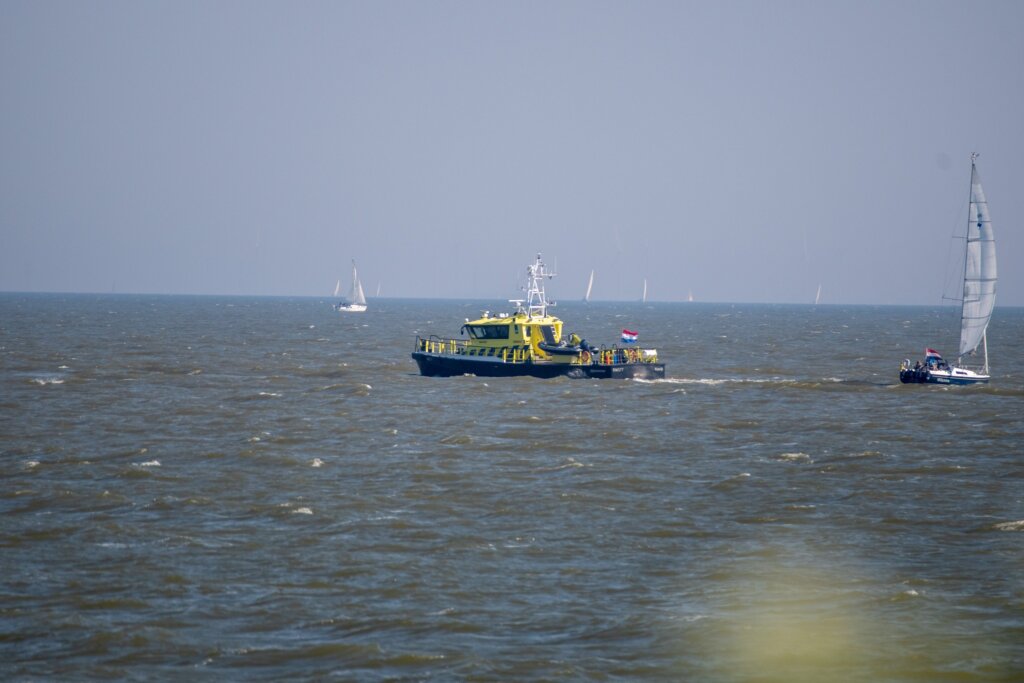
(583, 270, 594, 302)
(958, 157, 997, 360)
(814, 284, 822, 305)
(642, 279, 647, 303)
(333, 279, 341, 297)
(350, 262, 367, 306)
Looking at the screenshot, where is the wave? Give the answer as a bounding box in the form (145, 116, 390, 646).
(776, 452, 811, 462)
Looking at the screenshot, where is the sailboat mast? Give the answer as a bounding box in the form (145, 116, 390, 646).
(956, 154, 977, 367)
(982, 332, 989, 375)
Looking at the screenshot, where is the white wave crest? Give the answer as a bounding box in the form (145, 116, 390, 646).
(778, 452, 811, 461)
(994, 520, 1024, 532)
(646, 377, 799, 386)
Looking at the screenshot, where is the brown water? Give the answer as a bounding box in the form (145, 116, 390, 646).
(2, 294, 1022, 681)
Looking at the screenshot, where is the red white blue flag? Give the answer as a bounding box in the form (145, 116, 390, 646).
(621, 329, 638, 343)
(925, 348, 943, 359)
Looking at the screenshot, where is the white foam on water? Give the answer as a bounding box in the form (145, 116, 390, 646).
(538, 458, 589, 472)
(25, 460, 40, 469)
(32, 376, 64, 385)
(311, 458, 324, 468)
(258, 391, 282, 398)
(778, 452, 811, 462)
(136, 460, 161, 467)
(649, 377, 797, 386)
(293, 507, 313, 515)
(994, 520, 1024, 531)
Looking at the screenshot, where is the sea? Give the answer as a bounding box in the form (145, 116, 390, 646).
(1, 293, 1022, 682)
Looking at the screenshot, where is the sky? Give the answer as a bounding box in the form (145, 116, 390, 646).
(2, 0, 1023, 305)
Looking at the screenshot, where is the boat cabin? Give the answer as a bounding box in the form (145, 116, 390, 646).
(460, 312, 564, 361)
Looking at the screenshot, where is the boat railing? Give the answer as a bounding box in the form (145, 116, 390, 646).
(596, 347, 659, 365)
(415, 335, 469, 356)
(414, 336, 659, 365)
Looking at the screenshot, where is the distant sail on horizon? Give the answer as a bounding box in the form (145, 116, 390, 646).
(583, 270, 594, 302)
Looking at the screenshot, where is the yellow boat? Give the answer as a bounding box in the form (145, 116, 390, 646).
(412, 254, 665, 379)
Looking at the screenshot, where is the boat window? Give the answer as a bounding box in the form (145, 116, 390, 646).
(539, 325, 557, 344)
(466, 325, 509, 340)
(524, 326, 531, 338)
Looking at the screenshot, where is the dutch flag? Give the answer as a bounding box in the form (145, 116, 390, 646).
(621, 329, 638, 344)
(925, 348, 943, 360)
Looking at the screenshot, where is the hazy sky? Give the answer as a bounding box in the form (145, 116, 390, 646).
(2, 1, 1022, 305)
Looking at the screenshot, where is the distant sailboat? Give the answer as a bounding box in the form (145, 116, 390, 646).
(900, 153, 996, 385)
(642, 279, 648, 303)
(688, 290, 694, 303)
(583, 270, 594, 302)
(335, 260, 368, 312)
(375, 282, 381, 298)
(814, 284, 822, 305)
(333, 279, 341, 298)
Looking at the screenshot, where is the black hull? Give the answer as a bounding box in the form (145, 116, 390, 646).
(900, 369, 931, 384)
(899, 367, 988, 385)
(412, 352, 665, 380)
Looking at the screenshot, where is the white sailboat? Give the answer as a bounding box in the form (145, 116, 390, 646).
(814, 284, 822, 305)
(688, 290, 694, 303)
(583, 270, 594, 303)
(642, 279, 648, 303)
(335, 260, 368, 312)
(901, 153, 997, 385)
(333, 279, 341, 298)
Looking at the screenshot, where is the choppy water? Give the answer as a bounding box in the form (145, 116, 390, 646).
(2, 293, 1022, 681)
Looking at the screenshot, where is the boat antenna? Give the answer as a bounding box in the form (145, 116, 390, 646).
(511, 253, 556, 318)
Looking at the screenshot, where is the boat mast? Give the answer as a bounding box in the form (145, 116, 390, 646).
(956, 154, 977, 367)
(982, 332, 989, 375)
(513, 253, 555, 318)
